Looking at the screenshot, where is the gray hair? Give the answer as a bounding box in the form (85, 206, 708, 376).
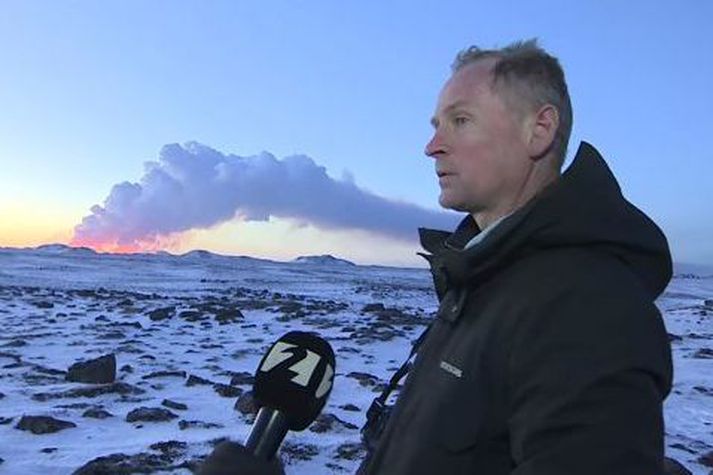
(452, 39, 573, 170)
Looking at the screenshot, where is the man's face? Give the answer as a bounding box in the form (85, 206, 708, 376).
(426, 60, 531, 217)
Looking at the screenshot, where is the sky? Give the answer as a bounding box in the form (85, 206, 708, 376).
(1, 0, 711, 267)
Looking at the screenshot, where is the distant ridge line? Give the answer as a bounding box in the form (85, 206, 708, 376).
(2, 243, 360, 268)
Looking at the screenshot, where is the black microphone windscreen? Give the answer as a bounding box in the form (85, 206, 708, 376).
(253, 331, 335, 431)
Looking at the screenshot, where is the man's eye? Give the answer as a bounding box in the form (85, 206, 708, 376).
(453, 116, 469, 125)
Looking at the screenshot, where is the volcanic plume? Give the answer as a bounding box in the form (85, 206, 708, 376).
(71, 142, 457, 252)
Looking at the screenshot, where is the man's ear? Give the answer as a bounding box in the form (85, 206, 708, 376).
(527, 104, 559, 160)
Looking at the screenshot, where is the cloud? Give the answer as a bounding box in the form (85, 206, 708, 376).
(71, 142, 459, 251)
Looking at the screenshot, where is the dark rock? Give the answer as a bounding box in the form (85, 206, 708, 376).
(349, 325, 402, 343)
(230, 348, 254, 360)
(178, 419, 223, 430)
(178, 310, 205, 322)
(693, 348, 713, 359)
(55, 402, 92, 409)
(116, 344, 144, 355)
(200, 343, 224, 349)
(74, 289, 98, 298)
(335, 442, 367, 461)
(281, 441, 319, 463)
(347, 371, 380, 387)
(0, 416, 14, 424)
(276, 311, 304, 322)
(372, 307, 425, 326)
(309, 413, 358, 433)
(0, 351, 22, 363)
(24, 369, 65, 386)
(699, 449, 713, 467)
(34, 381, 145, 400)
(66, 354, 116, 384)
(362, 303, 385, 312)
(34, 365, 66, 376)
(668, 333, 683, 342)
(688, 332, 710, 339)
(120, 364, 133, 373)
(214, 384, 243, 398)
(186, 374, 213, 386)
(664, 457, 692, 475)
(229, 372, 254, 386)
(82, 408, 114, 419)
(126, 407, 178, 423)
(97, 330, 126, 340)
(2, 339, 27, 348)
(234, 391, 259, 416)
(108, 321, 142, 330)
(669, 442, 697, 454)
(277, 301, 303, 314)
(237, 298, 271, 311)
(41, 447, 58, 453)
(148, 306, 176, 321)
(214, 308, 244, 324)
(161, 399, 188, 411)
(94, 315, 110, 322)
(73, 452, 176, 474)
(340, 403, 360, 412)
(149, 440, 187, 457)
(303, 315, 341, 329)
(338, 347, 361, 354)
(34, 301, 54, 309)
(208, 436, 230, 448)
(142, 370, 187, 380)
(16, 415, 76, 434)
(325, 462, 347, 472)
(0, 392, 5, 399)
(693, 386, 713, 395)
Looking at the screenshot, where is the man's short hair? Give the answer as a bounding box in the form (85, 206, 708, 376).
(452, 39, 573, 170)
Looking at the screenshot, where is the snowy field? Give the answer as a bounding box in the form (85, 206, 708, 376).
(0, 246, 711, 474)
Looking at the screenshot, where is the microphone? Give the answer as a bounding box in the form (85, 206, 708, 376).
(245, 331, 336, 460)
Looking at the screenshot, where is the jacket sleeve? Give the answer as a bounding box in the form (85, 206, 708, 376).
(506, 277, 673, 475)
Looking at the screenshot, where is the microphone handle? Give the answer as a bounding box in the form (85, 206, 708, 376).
(245, 407, 290, 460)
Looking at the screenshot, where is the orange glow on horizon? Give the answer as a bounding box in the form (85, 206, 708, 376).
(4, 207, 424, 267)
(70, 232, 185, 255)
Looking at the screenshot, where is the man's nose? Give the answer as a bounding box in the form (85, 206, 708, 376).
(425, 130, 446, 159)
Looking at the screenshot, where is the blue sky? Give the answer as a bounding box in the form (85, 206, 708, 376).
(1, 0, 711, 266)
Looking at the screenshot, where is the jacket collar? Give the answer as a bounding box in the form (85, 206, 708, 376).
(417, 141, 672, 299)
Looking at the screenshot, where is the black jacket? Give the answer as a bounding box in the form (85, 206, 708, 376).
(359, 142, 673, 474)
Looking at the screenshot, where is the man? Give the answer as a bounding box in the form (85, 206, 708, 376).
(357, 39, 673, 474)
(201, 39, 673, 474)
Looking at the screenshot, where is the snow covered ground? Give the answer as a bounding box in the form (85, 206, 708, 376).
(0, 246, 711, 474)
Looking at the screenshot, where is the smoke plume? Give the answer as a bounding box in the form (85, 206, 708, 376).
(71, 142, 459, 252)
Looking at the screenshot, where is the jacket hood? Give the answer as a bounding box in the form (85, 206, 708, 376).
(418, 141, 672, 300)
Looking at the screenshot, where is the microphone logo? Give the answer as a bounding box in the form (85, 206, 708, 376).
(254, 331, 335, 431)
(259, 341, 334, 397)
